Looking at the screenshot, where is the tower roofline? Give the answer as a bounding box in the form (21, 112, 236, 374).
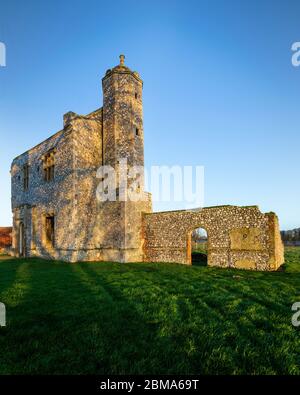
(102, 54, 142, 83)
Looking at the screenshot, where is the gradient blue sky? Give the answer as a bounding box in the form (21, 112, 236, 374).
(0, 0, 299, 230)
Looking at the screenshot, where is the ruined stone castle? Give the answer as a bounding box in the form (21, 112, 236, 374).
(11, 55, 284, 270)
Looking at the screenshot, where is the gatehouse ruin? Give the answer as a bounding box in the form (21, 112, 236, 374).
(10, 55, 284, 270)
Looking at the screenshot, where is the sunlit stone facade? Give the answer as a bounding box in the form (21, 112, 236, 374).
(11, 56, 284, 270)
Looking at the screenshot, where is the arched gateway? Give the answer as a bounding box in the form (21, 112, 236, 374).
(190, 227, 208, 266)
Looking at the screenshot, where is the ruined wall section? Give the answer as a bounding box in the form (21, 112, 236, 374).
(143, 206, 284, 271)
(123, 197, 152, 262)
(11, 109, 104, 261)
(64, 109, 105, 261)
(11, 127, 77, 259)
(267, 213, 285, 270)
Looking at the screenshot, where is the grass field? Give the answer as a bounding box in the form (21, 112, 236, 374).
(0, 248, 300, 375)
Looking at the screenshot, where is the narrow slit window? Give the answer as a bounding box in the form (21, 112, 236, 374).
(135, 128, 140, 136)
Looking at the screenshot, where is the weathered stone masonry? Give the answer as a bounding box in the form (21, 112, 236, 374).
(143, 206, 284, 270)
(11, 55, 284, 270)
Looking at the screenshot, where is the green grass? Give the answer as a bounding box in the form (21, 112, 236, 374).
(1, 248, 300, 374)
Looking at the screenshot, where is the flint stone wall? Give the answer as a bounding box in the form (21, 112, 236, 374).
(11, 109, 104, 261)
(11, 104, 152, 263)
(143, 205, 284, 270)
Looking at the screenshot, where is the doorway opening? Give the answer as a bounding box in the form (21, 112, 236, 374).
(191, 228, 208, 266)
(45, 216, 55, 248)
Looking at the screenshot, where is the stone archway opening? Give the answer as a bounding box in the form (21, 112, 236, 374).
(191, 227, 208, 266)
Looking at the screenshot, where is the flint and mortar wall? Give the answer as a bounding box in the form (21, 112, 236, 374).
(143, 205, 284, 271)
(11, 109, 104, 261)
(11, 105, 152, 263)
(11, 126, 75, 259)
(102, 69, 144, 169)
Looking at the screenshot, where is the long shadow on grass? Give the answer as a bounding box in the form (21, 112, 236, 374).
(2, 259, 300, 375)
(79, 263, 300, 375)
(0, 258, 22, 298)
(77, 263, 266, 374)
(187, 268, 300, 375)
(0, 260, 200, 374)
(71, 263, 196, 374)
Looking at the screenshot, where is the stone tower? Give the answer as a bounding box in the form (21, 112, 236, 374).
(102, 54, 144, 171)
(99, 55, 152, 262)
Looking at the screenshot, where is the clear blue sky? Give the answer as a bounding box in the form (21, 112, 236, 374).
(0, 0, 299, 230)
